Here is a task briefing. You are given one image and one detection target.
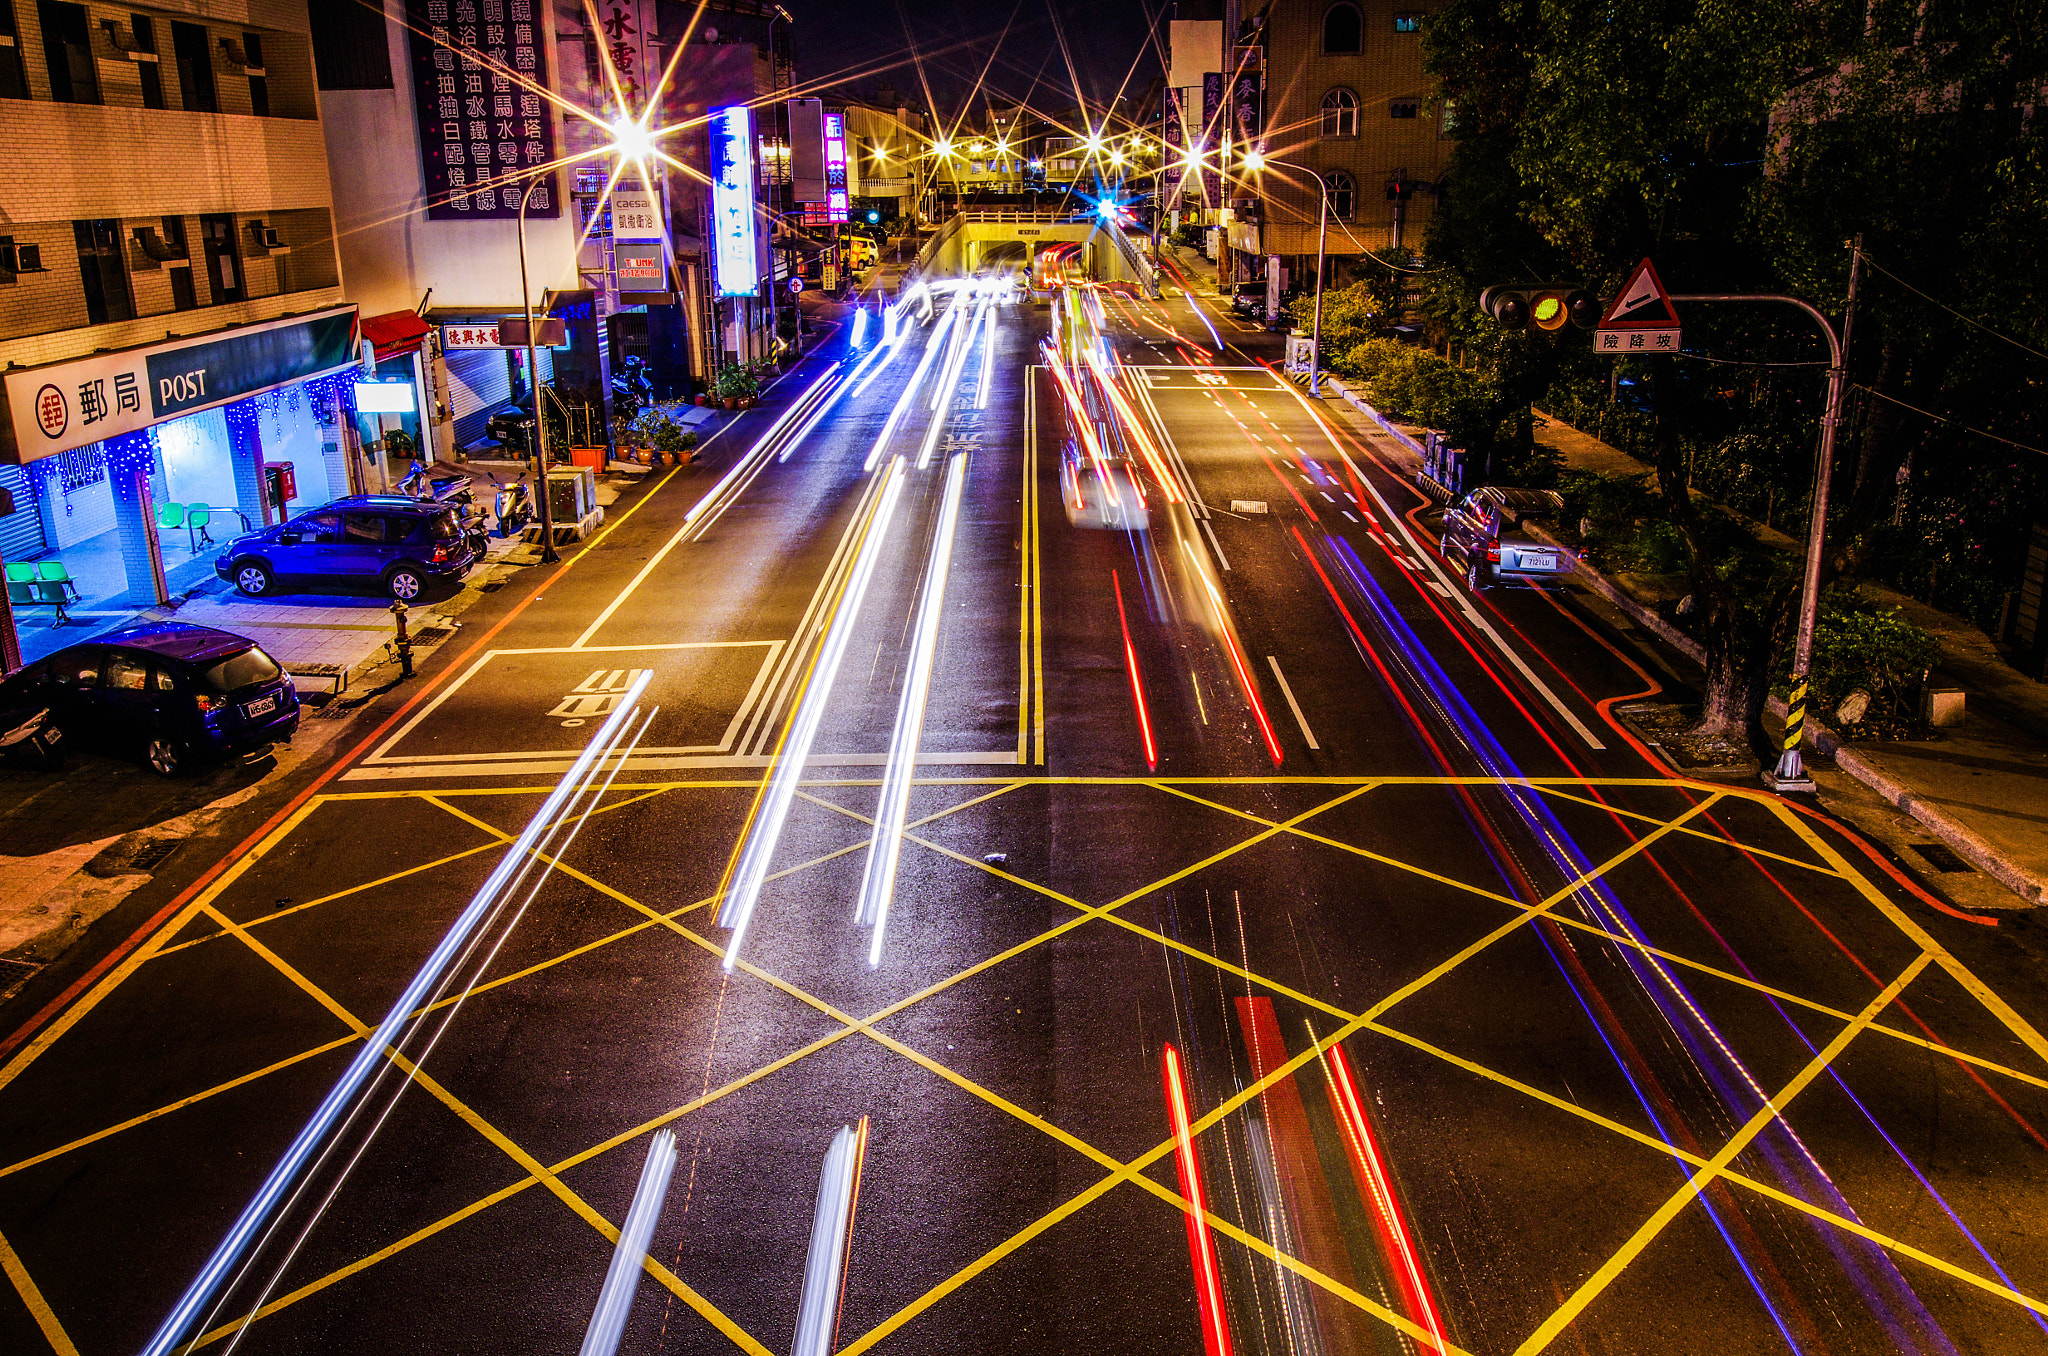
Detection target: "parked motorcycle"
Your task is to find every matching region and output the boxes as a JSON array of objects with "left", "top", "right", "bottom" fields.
[
  {"left": 490, "top": 472, "right": 534, "bottom": 538},
  {"left": 610, "top": 356, "right": 653, "bottom": 424},
  {"left": 0, "top": 706, "right": 64, "bottom": 771},
  {"left": 397, "top": 457, "right": 473, "bottom": 504}
]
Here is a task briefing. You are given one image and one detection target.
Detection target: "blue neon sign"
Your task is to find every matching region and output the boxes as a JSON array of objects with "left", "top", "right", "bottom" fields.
[{"left": 710, "top": 105, "right": 760, "bottom": 297}]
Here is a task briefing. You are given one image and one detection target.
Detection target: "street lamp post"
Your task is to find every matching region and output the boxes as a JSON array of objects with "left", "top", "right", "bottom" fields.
[
  {"left": 1243, "top": 152, "right": 1330, "bottom": 396},
  {"left": 516, "top": 173, "right": 559, "bottom": 564}
]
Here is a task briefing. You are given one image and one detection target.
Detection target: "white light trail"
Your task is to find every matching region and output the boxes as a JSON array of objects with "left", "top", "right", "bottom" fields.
[
  {"left": 865, "top": 307, "right": 958, "bottom": 472},
  {"left": 974, "top": 292, "right": 1001, "bottom": 410},
  {"left": 790, "top": 1119, "right": 868, "bottom": 1356},
  {"left": 684, "top": 363, "right": 842, "bottom": 526},
  {"left": 916, "top": 292, "right": 989, "bottom": 469},
  {"left": 577, "top": 1129, "right": 679, "bottom": 1356},
  {"left": 143, "top": 672, "right": 654, "bottom": 1356},
  {"left": 720, "top": 459, "right": 908, "bottom": 969},
  {"left": 857, "top": 448, "right": 969, "bottom": 965}
]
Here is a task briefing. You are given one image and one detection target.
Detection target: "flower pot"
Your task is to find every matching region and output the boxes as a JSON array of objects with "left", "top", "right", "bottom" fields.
[
  {"left": 694, "top": 394, "right": 708, "bottom": 406},
  {"left": 723, "top": 397, "right": 738, "bottom": 410}
]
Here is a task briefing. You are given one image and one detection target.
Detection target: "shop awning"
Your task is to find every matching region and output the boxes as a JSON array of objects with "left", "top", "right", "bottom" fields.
[{"left": 361, "top": 310, "right": 433, "bottom": 360}]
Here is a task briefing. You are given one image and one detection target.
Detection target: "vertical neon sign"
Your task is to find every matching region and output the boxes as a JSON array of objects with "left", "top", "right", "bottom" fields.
[
  {"left": 824, "top": 112, "right": 849, "bottom": 223},
  {"left": 711, "top": 105, "right": 760, "bottom": 297}
]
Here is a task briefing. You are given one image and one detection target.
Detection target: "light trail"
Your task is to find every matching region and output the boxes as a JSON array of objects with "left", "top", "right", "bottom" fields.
[
  {"left": 917, "top": 291, "right": 990, "bottom": 468},
  {"left": 790, "top": 1118, "right": 869, "bottom": 1356},
  {"left": 683, "top": 364, "right": 843, "bottom": 528},
  {"left": 857, "top": 449, "right": 970, "bottom": 965},
  {"left": 144, "top": 672, "right": 655, "bottom": 1356},
  {"left": 866, "top": 306, "right": 958, "bottom": 471},
  {"left": 719, "top": 459, "right": 908, "bottom": 970},
  {"left": 1319, "top": 1042, "right": 1450, "bottom": 1355},
  {"left": 974, "top": 289, "right": 1001, "bottom": 410},
  {"left": 1112, "top": 568, "right": 1158, "bottom": 770},
  {"left": 1080, "top": 343, "right": 1185, "bottom": 504},
  {"left": 1163, "top": 1043, "right": 1234, "bottom": 1356},
  {"left": 577, "top": 1129, "right": 679, "bottom": 1356},
  {"left": 1178, "top": 537, "right": 1285, "bottom": 765}
]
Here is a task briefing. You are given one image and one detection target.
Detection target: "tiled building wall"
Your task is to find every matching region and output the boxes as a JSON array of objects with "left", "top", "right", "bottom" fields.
[{"left": 1255, "top": 0, "right": 1451, "bottom": 258}]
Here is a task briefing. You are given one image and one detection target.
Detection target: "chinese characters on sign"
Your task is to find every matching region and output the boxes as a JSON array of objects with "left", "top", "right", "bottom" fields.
[
  {"left": 823, "top": 112, "right": 849, "bottom": 223},
  {"left": 407, "top": 0, "right": 558, "bottom": 221},
  {"left": 1595, "top": 330, "right": 1680, "bottom": 353},
  {"left": 442, "top": 324, "right": 505, "bottom": 348},
  {"left": 609, "top": 187, "right": 663, "bottom": 242},
  {"left": 710, "top": 105, "right": 759, "bottom": 297},
  {"left": 593, "top": 2, "right": 654, "bottom": 117}
]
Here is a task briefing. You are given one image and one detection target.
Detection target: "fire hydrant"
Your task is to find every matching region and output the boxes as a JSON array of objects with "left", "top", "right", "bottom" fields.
[{"left": 390, "top": 599, "right": 414, "bottom": 679}]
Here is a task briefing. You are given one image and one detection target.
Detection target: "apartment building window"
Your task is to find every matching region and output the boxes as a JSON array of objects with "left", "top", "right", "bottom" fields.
[
  {"left": 0, "top": 2, "right": 28, "bottom": 99},
  {"left": 162, "top": 216, "right": 196, "bottom": 310},
  {"left": 1394, "top": 12, "right": 1422, "bottom": 32},
  {"left": 1325, "top": 171, "right": 1355, "bottom": 220},
  {"left": 172, "top": 20, "right": 215, "bottom": 112},
  {"left": 38, "top": 1, "right": 100, "bottom": 103},
  {"left": 73, "top": 219, "right": 133, "bottom": 324},
  {"left": 1321, "top": 88, "right": 1359, "bottom": 138},
  {"left": 199, "top": 214, "right": 242, "bottom": 303},
  {"left": 241, "top": 32, "right": 266, "bottom": 115},
  {"left": 1391, "top": 101, "right": 1419, "bottom": 119},
  {"left": 1323, "top": 3, "right": 1362, "bottom": 53},
  {"left": 310, "top": 0, "right": 393, "bottom": 89},
  {"left": 130, "top": 15, "right": 164, "bottom": 108}
]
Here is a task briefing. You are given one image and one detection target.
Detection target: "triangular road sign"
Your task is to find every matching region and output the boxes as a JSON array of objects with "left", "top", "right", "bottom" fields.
[{"left": 1600, "top": 258, "right": 1681, "bottom": 329}]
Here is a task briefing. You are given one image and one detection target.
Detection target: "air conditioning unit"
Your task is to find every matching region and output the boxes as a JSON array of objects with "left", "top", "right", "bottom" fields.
[
  {"left": 133, "top": 226, "right": 188, "bottom": 262},
  {"left": 248, "top": 221, "right": 284, "bottom": 251}
]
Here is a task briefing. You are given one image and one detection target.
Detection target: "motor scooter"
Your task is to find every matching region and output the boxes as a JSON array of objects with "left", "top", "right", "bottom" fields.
[
  {"left": 0, "top": 706, "right": 64, "bottom": 771},
  {"left": 490, "top": 472, "right": 535, "bottom": 538}
]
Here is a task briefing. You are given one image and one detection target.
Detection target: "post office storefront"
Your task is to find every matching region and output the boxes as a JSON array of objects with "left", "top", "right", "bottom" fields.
[{"left": 0, "top": 307, "right": 362, "bottom": 638}]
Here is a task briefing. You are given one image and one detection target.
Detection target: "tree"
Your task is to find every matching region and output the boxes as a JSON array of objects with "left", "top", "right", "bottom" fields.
[{"left": 1421, "top": 0, "right": 2048, "bottom": 746}]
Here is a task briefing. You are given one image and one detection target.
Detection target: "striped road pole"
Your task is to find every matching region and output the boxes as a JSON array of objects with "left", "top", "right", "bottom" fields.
[{"left": 1771, "top": 673, "right": 1814, "bottom": 789}]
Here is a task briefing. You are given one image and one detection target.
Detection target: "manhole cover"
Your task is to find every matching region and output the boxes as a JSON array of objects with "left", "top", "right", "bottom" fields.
[
  {"left": 1910, "top": 842, "right": 1974, "bottom": 874},
  {"left": 129, "top": 840, "right": 180, "bottom": 872}
]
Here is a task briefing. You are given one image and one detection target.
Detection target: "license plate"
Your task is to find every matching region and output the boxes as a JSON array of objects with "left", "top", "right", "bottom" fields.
[
  {"left": 44, "top": 726, "right": 60, "bottom": 743},
  {"left": 1518, "top": 552, "right": 1557, "bottom": 571},
  {"left": 245, "top": 695, "right": 277, "bottom": 718}
]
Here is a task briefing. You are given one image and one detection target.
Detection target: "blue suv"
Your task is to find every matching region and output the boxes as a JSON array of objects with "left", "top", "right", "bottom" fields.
[
  {"left": 0, "top": 622, "right": 299, "bottom": 776},
  {"left": 214, "top": 496, "right": 476, "bottom": 600}
]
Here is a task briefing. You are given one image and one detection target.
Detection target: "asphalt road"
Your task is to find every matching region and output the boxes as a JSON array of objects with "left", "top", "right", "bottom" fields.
[{"left": 4, "top": 266, "right": 2048, "bottom": 1356}]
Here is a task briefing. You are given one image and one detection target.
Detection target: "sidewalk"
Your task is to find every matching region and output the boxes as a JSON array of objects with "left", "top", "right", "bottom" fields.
[{"left": 1310, "top": 379, "right": 2048, "bottom": 909}]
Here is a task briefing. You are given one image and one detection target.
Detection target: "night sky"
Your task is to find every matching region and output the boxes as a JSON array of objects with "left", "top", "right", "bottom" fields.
[{"left": 782, "top": 0, "right": 1167, "bottom": 123}]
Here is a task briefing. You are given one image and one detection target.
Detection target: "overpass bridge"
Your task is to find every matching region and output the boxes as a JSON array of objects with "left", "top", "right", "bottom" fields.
[{"left": 907, "top": 210, "right": 1163, "bottom": 299}]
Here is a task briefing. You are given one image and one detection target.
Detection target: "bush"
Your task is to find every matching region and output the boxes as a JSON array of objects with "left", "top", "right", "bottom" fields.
[{"left": 1780, "top": 588, "right": 1941, "bottom": 738}]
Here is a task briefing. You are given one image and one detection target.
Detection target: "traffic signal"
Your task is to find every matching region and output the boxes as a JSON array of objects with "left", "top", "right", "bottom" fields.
[
  {"left": 865, "top": 210, "right": 881, "bottom": 224},
  {"left": 1479, "top": 286, "right": 1599, "bottom": 334}
]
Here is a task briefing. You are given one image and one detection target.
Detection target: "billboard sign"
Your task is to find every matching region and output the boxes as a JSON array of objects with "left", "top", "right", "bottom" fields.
[
  {"left": 824, "top": 111, "right": 849, "bottom": 222},
  {"left": 610, "top": 186, "right": 663, "bottom": 242},
  {"left": 405, "top": 0, "right": 558, "bottom": 220},
  {"left": 710, "top": 105, "right": 760, "bottom": 297}
]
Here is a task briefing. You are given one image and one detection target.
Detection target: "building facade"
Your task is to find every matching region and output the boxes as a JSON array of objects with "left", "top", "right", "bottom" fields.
[
  {"left": 0, "top": 0, "right": 358, "bottom": 662},
  {"left": 1170, "top": 0, "right": 1451, "bottom": 287}
]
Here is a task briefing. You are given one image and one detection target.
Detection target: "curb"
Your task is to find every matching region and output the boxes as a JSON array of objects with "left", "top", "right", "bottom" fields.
[{"left": 1526, "top": 522, "right": 2047, "bottom": 905}]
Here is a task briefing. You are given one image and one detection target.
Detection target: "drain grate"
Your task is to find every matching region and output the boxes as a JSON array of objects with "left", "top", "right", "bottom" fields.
[
  {"left": 1910, "top": 842, "right": 1974, "bottom": 874},
  {"left": 408, "top": 626, "right": 453, "bottom": 647},
  {"left": 129, "top": 840, "right": 181, "bottom": 872},
  {"left": 0, "top": 957, "right": 41, "bottom": 1002}
]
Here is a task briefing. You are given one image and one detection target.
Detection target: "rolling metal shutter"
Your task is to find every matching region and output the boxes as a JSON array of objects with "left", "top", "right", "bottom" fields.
[
  {"left": 445, "top": 347, "right": 513, "bottom": 449},
  {"left": 0, "top": 465, "right": 46, "bottom": 561}
]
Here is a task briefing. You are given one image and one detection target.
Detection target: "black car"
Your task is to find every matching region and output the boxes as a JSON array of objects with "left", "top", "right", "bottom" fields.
[
  {"left": 213, "top": 495, "right": 477, "bottom": 600},
  {"left": 1228, "top": 281, "right": 1269, "bottom": 320},
  {"left": 484, "top": 403, "right": 534, "bottom": 450},
  {"left": 0, "top": 622, "right": 300, "bottom": 776}
]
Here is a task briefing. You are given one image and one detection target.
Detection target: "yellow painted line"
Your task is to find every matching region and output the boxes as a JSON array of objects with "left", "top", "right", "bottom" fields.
[
  {"left": 0, "top": 1035, "right": 358, "bottom": 1181},
  {"left": 1529, "top": 783, "right": 1843, "bottom": 877},
  {"left": 0, "top": 1225, "right": 80, "bottom": 1356},
  {"left": 1768, "top": 798, "right": 2048, "bottom": 1072},
  {"left": 0, "top": 793, "right": 330, "bottom": 1097},
  {"left": 1513, "top": 953, "right": 1931, "bottom": 1356}
]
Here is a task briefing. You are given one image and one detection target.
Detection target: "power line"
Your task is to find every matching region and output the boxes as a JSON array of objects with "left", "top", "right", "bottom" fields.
[
  {"left": 1862, "top": 252, "right": 2048, "bottom": 364},
  {"left": 1855, "top": 383, "right": 2048, "bottom": 459},
  {"left": 1678, "top": 351, "right": 1828, "bottom": 368}
]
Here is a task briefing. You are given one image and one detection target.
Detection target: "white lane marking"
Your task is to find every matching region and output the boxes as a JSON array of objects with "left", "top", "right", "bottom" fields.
[
  {"left": 1266, "top": 656, "right": 1320, "bottom": 751},
  {"left": 1320, "top": 492, "right": 1336, "bottom": 503},
  {"left": 1428, "top": 581, "right": 1453, "bottom": 597},
  {"left": 1274, "top": 387, "right": 1609, "bottom": 751},
  {"left": 1199, "top": 517, "right": 1232, "bottom": 571},
  {"left": 1342, "top": 510, "right": 1359, "bottom": 522}
]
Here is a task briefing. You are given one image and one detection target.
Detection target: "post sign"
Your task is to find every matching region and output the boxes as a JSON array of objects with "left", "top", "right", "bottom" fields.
[
  {"left": 710, "top": 105, "right": 760, "bottom": 297},
  {"left": 1595, "top": 258, "right": 1682, "bottom": 355},
  {"left": 614, "top": 243, "right": 666, "bottom": 290},
  {"left": 2, "top": 307, "right": 360, "bottom": 462},
  {"left": 405, "top": 0, "right": 558, "bottom": 220},
  {"left": 822, "top": 264, "right": 838, "bottom": 292},
  {"left": 442, "top": 323, "right": 506, "bottom": 349}
]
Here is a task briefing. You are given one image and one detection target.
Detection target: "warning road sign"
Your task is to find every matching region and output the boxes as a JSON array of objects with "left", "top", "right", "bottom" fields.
[{"left": 1596, "top": 257, "right": 1681, "bottom": 355}]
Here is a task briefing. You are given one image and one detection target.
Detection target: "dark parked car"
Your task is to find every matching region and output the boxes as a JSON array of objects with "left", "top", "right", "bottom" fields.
[
  {"left": 0, "top": 622, "right": 299, "bottom": 776},
  {"left": 484, "top": 402, "right": 534, "bottom": 450},
  {"left": 214, "top": 495, "right": 477, "bottom": 600},
  {"left": 1228, "top": 281, "right": 1268, "bottom": 320},
  {"left": 1440, "top": 487, "right": 1574, "bottom": 591}
]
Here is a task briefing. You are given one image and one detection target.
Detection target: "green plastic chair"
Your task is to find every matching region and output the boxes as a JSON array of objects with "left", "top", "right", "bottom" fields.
[
  {"left": 157, "top": 503, "right": 186, "bottom": 529},
  {"left": 3, "top": 562, "right": 30, "bottom": 584},
  {"left": 186, "top": 503, "right": 215, "bottom": 546},
  {"left": 36, "top": 561, "right": 72, "bottom": 583}
]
